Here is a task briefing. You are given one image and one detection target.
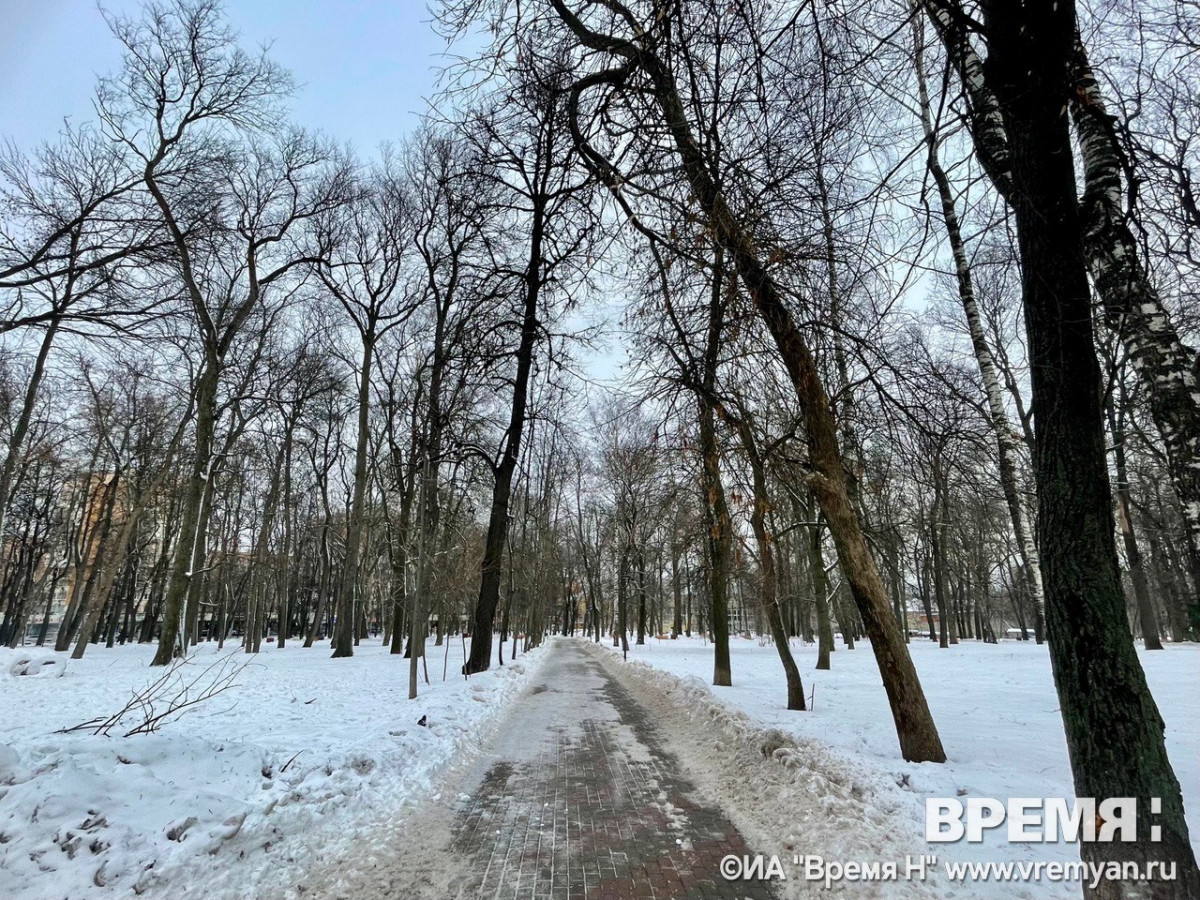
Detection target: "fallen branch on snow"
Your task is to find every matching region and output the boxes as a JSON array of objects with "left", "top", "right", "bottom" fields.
[{"left": 59, "top": 653, "right": 251, "bottom": 737}]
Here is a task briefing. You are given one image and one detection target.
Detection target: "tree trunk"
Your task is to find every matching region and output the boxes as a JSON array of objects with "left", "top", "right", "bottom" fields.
[
  {"left": 931, "top": 459, "right": 956, "bottom": 648},
  {"left": 57, "top": 472, "right": 117, "bottom": 652},
  {"left": 1148, "top": 528, "right": 1192, "bottom": 642},
  {"left": 410, "top": 304, "right": 449, "bottom": 693},
  {"left": 617, "top": 547, "right": 630, "bottom": 657},
  {"left": 985, "top": 3, "right": 1198, "bottom": 890},
  {"left": 809, "top": 513, "right": 834, "bottom": 671},
  {"left": 1070, "top": 39, "right": 1200, "bottom": 572},
  {"left": 465, "top": 201, "right": 544, "bottom": 675},
  {"left": 0, "top": 317, "right": 59, "bottom": 552},
  {"left": 671, "top": 539, "right": 682, "bottom": 638},
  {"left": 635, "top": 546, "right": 647, "bottom": 645},
  {"left": 72, "top": 479, "right": 146, "bottom": 659},
  {"left": 555, "top": 19, "right": 945, "bottom": 759},
  {"left": 277, "top": 423, "right": 295, "bottom": 648},
  {"left": 248, "top": 426, "right": 291, "bottom": 654},
  {"left": 913, "top": 23, "right": 1046, "bottom": 642},
  {"left": 387, "top": 421, "right": 417, "bottom": 655},
  {"left": 153, "top": 361, "right": 218, "bottom": 666},
  {"left": 333, "top": 335, "right": 375, "bottom": 658},
  {"left": 734, "top": 414, "right": 805, "bottom": 709},
  {"left": 925, "top": 0, "right": 1200, "bottom": 591},
  {"left": 1107, "top": 388, "right": 1163, "bottom": 650},
  {"left": 697, "top": 250, "right": 732, "bottom": 686}
]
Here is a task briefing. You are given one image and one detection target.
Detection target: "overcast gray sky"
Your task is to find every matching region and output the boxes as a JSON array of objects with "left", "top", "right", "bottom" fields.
[{"left": 0, "top": 0, "right": 447, "bottom": 153}]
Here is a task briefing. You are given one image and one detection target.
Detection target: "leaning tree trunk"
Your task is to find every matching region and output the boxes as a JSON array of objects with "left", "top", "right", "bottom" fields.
[
  {"left": 924, "top": 0, "right": 1200, "bottom": 586},
  {"left": 986, "top": 2, "right": 1198, "bottom": 892},
  {"left": 561, "top": 33, "right": 945, "bottom": 759},
  {"left": 1071, "top": 38, "right": 1200, "bottom": 572},
  {"left": 61, "top": 474, "right": 120, "bottom": 654},
  {"left": 816, "top": 165, "right": 863, "bottom": 507},
  {"left": 72, "top": 482, "right": 152, "bottom": 660},
  {"left": 0, "top": 317, "right": 59, "bottom": 554}
]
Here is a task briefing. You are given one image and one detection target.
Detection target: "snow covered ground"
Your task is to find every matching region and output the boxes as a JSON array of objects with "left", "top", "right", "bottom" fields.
[
  {"left": 591, "top": 634, "right": 1200, "bottom": 897},
  {"left": 3, "top": 632, "right": 1193, "bottom": 900},
  {"left": 0, "top": 636, "right": 547, "bottom": 900}
]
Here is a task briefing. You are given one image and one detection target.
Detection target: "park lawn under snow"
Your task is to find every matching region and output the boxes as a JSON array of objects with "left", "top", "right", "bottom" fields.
[
  {"left": 598, "top": 634, "right": 1200, "bottom": 894},
  {"left": 0, "top": 636, "right": 546, "bottom": 900}
]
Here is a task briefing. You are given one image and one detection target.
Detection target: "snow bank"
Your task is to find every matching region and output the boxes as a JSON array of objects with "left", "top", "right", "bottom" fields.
[
  {"left": 7, "top": 652, "right": 63, "bottom": 678},
  {"left": 588, "top": 635, "right": 1200, "bottom": 898},
  {"left": 0, "top": 637, "right": 546, "bottom": 900},
  {"left": 583, "top": 641, "right": 929, "bottom": 898}
]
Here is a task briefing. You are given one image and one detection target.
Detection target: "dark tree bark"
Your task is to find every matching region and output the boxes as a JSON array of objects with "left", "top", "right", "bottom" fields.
[
  {"left": 465, "top": 198, "right": 544, "bottom": 674},
  {"left": 924, "top": 0, "right": 1200, "bottom": 583},
  {"left": 635, "top": 547, "right": 647, "bottom": 645},
  {"left": 670, "top": 538, "right": 683, "bottom": 639},
  {"left": 694, "top": 256, "right": 734, "bottom": 687},
  {"left": 979, "top": 0, "right": 1198, "bottom": 891}
]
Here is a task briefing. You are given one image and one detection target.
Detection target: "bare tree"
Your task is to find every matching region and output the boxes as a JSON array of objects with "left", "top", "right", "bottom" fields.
[
  {"left": 921, "top": 0, "right": 1198, "bottom": 888},
  {"left": 313, "top": 164, "right": 418, "bottom": 658},
  {"left": 535, "top": 0, "right": 945, "bottom": 762},
  {"left": 911, "top": 15, "right": 1045, "bottom": 642},
  {"left": 463, "top": 38, "right": 597, "bottom": 674},
  {"left": 922, "top": 0, "right": 1200, "bottom": 592},
  {"left": 95, "top": 1, "right": 349, "bottom": 665}
]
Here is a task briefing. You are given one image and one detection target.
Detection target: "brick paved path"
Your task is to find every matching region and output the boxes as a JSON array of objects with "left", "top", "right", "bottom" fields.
[{"left": 450, "top": 641, "right": 775, "bottom": 900}]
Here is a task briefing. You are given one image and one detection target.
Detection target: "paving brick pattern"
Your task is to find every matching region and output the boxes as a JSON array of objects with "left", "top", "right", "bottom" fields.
[{"left": 451, "top": 643, "right": 775, "bottom": 900}]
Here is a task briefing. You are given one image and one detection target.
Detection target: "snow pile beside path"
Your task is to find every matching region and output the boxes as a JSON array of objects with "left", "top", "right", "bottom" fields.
[
  {"left": 582, "top": 641, "right": 935, "bottom": 899},
  {"left": 591, "top": 635, "right": 1200, "bottom": 898},
  {"left": 0, "top": 638, "right": 546, "bottom": 900}
]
